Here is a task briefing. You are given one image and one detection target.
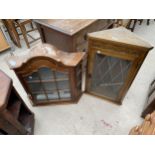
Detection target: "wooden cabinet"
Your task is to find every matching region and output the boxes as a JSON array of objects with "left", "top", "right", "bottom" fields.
[
  {"left": 129, "top": 111, "right": 155, "bottom": 135},
  {"left": 8, "top": 44, "right": 85, "bottom": 106},
  {"left": 86, "top": 27, "right": 153, "bottom": 104},
  {"left": 142, "top": 80, "right": 155, "bottom": 118},
  {"left": 34, "top": 19, "right": 114, "bottom": 53},
  {"left": 0, "top": 29, "right": 10, "bottom": 52},
  {"left": 0, "top": 70, "right": 34, "bottom": 135}
]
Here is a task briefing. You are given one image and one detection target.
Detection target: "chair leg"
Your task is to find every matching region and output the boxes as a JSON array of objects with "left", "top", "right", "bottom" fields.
[
  {"left": 30, "top": 22, "right": 34, "bottom": 29},
  {"left": 139, "top": 19, "right": 143, "bottom": 25},
  {"left": 20, "top": 25, "right": 30, "bottom": 48},
  {"left": 147, "top": 19, "right": 150, "bottom": 25},
  {"left": 131, "top": 19, "right": 137, "bottom": 32}
]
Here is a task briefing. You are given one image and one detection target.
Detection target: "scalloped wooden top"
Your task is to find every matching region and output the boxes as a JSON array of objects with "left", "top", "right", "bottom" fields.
[
  {"left": 0, "top": 70, "right": 12, "bottom": 110},
  {"left": 7, "top": 44, "right": 85, "bottom": 69},
  {"left": 88, "top": 27, "right": 153, "bottom": 49}
]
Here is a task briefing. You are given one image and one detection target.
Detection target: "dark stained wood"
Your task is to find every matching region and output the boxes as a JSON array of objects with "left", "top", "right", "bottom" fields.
[
  {"left": 86, "top": 27, "right": 153, "bottom": 104},
  {"left": 0, "top": 70, "right": 12, "bottom": 111},
  {"left": 0, "top": 70, "right": 34, "bottom": 135},
  {"left": 34, "top": 19, "right": 114, "bottom": 53},
  {"left": 142, "top": 80, "right": 155, "bottom": 118},
  {"left": 8, "top": 44, "right": 85, "bottom": 106}
]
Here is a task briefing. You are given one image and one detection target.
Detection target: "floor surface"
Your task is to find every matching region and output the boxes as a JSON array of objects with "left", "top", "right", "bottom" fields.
[{"left": 0, "top": 20, "right": 155, "bottom": 134}]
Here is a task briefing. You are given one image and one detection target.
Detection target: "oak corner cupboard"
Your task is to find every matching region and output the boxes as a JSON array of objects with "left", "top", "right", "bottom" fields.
[
  {"left": 86, "top": 27, "right": 153, "bottom": 104},
  {"left": 0, "top": 70, "right": 34, "bottom": 135},
  {"left": 7, "top": 44, "right": 85, "bottom": 106}
]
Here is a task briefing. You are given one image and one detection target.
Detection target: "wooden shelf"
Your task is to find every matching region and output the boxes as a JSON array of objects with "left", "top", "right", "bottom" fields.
[
  {"left": 19, "top": 113, "right": 34, "bottom": 134},
  {"left": 7, "top": 100, "right": 21, "bottom": 119},
  {"left": 18, "top": 108, "right": 34, "bottom": 134},
  {"left": 27, "top": 78, "right": 69, "bottom": 84},
  {"left": 31, "top": 88, "right": 70, "bottom": 94}
]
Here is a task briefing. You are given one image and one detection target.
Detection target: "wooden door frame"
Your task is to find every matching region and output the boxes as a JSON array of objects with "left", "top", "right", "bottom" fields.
[{"left": 86, "top": 40, "right": 148, "bottom": 104}]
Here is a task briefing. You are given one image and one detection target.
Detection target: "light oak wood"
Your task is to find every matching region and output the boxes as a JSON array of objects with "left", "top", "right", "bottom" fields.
[
  {"left": 88, "top": 27, "right": 153, "bottom": 49},
  {"left": 86, "top": 27, "right": 153, "bottom": 104},
  {"left": 0, "top": 30, "right": 10, "bottom": 52},
  {"left": 129, "top": 111, "right": 155, "bottom": 135}
]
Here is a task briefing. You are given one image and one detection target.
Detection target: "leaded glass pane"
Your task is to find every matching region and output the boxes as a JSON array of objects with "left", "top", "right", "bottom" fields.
[{"left": 90, "top": 52, "right": 132, "bottom": 100}]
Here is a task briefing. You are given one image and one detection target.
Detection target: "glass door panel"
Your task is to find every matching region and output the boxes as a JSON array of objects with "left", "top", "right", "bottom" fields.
[
  {"left": 24, "top": 72, "right": 39, "bottom": 82},
  {"left": 47, "top": 92, "right": 59, "bottom": 100},
  {"left": 24, "top": 67, "right": 72, "bottom": 103},
  {"left": 90, "top": 52, "right": 132, "bottom": 100},
  {"left": 57, "top": 80, "right": 70, "bottom": 90},
  {"left": 42, "top": 82, "right": 57, "bottom": 91},
  {"left": 34, "top": 94, "right": 47, "bottom": 101},
  {"left": 28, "top": 82, "right": 44, "bottom": 93},
  {"left": 55, "top": 71, "right": 69, "bottom": 79},
  {"left": 59, "top": 90, "right": 71, "bottom": 99},
  {"left": 39, "top": 67, "right": 54, "bottom": 80}
]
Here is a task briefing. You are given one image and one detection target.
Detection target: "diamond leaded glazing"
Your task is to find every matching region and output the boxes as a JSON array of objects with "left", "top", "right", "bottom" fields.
[{"left": 90, "top": 51, "right": 132, "bottom": 100}]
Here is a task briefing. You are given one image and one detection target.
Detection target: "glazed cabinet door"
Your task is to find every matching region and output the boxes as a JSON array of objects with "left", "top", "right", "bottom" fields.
[
  {"left": 86, "top": 50, "right": 138, "bottom": 103},
  {"left": 24, "top": 67, "right": 72, "bottom": 105}
]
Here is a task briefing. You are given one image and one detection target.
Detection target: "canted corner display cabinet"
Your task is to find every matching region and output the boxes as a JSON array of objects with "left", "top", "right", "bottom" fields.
[
  {"left": 86, "top": 27, "right": 153, "bottom": 104},
  {"left": 8, "top": 44, "right": 85, "bottom": 106}
]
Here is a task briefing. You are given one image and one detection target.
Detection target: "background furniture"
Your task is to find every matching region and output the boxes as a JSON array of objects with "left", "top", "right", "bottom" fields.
[
  {"left": 142, "top": 79, "right": 155, "bottom": 118},
  {"left": 0, "top": 20, "right": 15, "bottom": 53},
  {"left": 86, "top": 27, "right": 153, "bottom": 104},
  {"left": 0, "top": 70, "right": 34, "bottom": 134},
  {"left": 0, "top": 20, "right": 10, "bottom": 52},
  {"left": 34, "top": 19, "right": 114, "bottom": 53},
  {"left": 14, "top": 19, "right": 40, "bottom": 48},
  {"left": 113, "top": 19, "right": 143, "bottom": 32},
  {"left": 129, "top": 111, "right": 155, "bottom": 135},
  {"left": 7, "top": 44, "right": 85, "bottom": 106},
  {"left": 0, "top": 28, "right": 10, "bottom": 52},
  {"left": 2, "top": 19, "right": 21, "bottom": 48},
  {"left": 3, "top": 19, "right": 40, "bottom": 48}
]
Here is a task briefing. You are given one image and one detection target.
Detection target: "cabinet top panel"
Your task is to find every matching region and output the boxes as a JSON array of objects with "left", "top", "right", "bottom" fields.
[
  {"left": 0, "top": 70, "right": 12, "bottom": 110},
  {"left": 34, "top": 19, "right": 98, "bottom": 35},
  {"left": 88, "top": 27, "right": 153, "bottom": 49},
  {"left": 7, "top": 44, "right": 85, "bottom": 69}
]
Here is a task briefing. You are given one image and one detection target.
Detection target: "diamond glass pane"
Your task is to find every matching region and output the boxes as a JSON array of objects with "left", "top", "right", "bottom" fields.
[{"left": 90, "top": 52, "right": 132, "bottom": 100}]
